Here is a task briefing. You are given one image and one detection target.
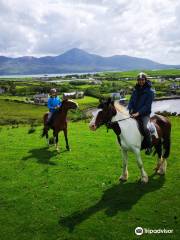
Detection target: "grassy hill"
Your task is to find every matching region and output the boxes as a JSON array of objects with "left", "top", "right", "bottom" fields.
[
  {"left": 0, "top": 97, "right": 99, "bottom": 125},
  {"left": 0, "top": 117, "right": 179, "bottom": 240}
]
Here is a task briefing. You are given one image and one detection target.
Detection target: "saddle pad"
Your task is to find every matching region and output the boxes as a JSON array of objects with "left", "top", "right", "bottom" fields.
[{"left": 147, "top": 121, "right": 158, "bottom": 138}]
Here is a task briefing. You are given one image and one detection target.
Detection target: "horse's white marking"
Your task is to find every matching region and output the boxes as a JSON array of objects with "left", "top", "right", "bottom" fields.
[
  {"left": 119, "top": 149, "right": 128, "bottom": 181},
  {"left": 147, "top": 121, "right": 158, "bottom": 138},
  {"left": 89, "top": 109, "right": 102, "bottom": 130},
  {"left": 92, "top": 109, "right": 102, "bottom": 117},
  {"left": 113, "top": 107, "right": 149, "bottom": 182},
  {"left": 157, "top": 157, "right": 167, "bottom": 175},
  {"left": 90, "top": 102, "right": 149, "bottom": 183}
]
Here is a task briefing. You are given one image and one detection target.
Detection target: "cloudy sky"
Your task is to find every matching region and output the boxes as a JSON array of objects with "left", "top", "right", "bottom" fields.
[{"left": 0, "top": 0, "right": 180, "bottom": 64}]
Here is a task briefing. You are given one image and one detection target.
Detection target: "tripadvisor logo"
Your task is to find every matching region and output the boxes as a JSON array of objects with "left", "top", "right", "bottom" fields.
[
  {"left": 135, "top": 226, "right": 174, "bottom": 235},
  {"left": 135, "top": 227, "right": 143, "bottom": 235}
]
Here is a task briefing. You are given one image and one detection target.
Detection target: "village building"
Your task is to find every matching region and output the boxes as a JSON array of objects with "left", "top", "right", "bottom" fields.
[
  {"left": 63, "top": 91, "right": 84, "bottom": 99},
  {"left": 34, "top": 93, "right": 49, "bottom": 104}
]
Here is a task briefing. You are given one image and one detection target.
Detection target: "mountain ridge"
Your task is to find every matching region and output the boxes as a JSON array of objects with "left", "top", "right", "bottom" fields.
[{"left": 0, "top": 48, "right": 179, "bottom": 75}]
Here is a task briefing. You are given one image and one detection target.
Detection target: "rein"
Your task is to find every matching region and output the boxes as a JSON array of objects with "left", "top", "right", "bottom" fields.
[
  {"left": 113, "top": 116, "right": 131, "bottom": 123},
  {"left": 106, "top": 116, "right": 131, "bottom": 132}
]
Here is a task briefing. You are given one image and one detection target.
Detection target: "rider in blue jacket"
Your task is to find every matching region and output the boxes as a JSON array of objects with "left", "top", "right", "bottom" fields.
[
  {"left": 128, "top": 72, "right": 154, "bottom": 155},
  {"left": 47, "top": 88, "right": 62, "bottom": 125}
]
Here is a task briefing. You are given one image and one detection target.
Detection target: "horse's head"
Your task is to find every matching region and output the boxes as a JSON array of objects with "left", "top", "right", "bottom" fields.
[
  {"left": 62, "top": 99, "right": 78, "bottom": 110},
  {"left": 89, "top": 98, "right": 117, "bottom": 131}
]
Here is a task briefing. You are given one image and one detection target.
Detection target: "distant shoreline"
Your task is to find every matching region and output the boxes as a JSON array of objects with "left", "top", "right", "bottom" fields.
[{"left": 154, "top": 96, "right": 180, "bottom": 101}]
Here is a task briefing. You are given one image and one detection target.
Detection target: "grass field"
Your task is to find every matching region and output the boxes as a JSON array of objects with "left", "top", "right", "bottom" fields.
[
  {"left": 0, "top": 117, "right": 179, "bottom": 240},
  {"left": 0, "top": 97, "right": 99, "bottom": 125},
  {"left": 0, "top": 99, "right": 46, "bottom": 124},
  {"left": 76, "top": 96, "right": 99, "bottom": 110},
  {"left": 100, "top": 69, "right": 180, "bottom": 78}
]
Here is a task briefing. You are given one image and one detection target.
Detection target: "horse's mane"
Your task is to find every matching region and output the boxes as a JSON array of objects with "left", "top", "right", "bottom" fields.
[
  {"left": 114, "top": 101, "right": 129, "bottom": 116},
  {"left": 62, "top": 99, "right": 77, "bottom": 104},
  {"left": 62, "top": 99, "right": 78, "bottom": 109}
]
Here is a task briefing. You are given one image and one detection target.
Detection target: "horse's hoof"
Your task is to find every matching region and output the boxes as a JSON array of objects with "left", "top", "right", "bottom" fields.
[
  {"left": 157, "top": 169, "right": 165, "bottom": 175},
  {"left": 141, "top": 176, "right": 148, "bottom": 184},
  {"left": 119, "top": 176, "right": 128, "bottom": 182},
  {"left": 66, "top": 147, "right": 71, "bottom": 151}
]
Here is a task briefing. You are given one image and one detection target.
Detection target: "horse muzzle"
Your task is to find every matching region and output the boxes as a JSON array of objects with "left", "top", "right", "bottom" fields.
[{"left": 89, "top": 123, "right": 97, "bottom": 131}]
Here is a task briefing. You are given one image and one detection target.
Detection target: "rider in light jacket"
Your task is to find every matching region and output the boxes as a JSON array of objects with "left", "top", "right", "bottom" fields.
[{"left": 128, "top": 72, "right": 154, "bottom": 155}]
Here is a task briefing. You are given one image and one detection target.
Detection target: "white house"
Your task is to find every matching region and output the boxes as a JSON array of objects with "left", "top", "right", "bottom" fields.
[
  {"left": 0, "top": 87, "right": 5, "bottom": 94},
  {"left": 34, "top": 93, "right": 49, "bottom": 104},
  {"left": 63, "top": 91, "right": 84, "bottom": 99}
]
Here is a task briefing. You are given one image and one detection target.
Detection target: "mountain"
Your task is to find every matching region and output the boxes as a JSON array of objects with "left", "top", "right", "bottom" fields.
[{"left": 0, "top": 48, "right": 179, "bottom": 75}]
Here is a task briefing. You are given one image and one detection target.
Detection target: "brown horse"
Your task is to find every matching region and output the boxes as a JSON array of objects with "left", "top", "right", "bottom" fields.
[
  {"left": 89, "top": 98, "right": 171, "bottom": 183},
  {"left": 42, "top": 99, "right": 78, "bottom": 152}
]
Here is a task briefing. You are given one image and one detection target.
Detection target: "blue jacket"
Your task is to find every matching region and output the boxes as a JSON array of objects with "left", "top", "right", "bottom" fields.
[
  {"left": 47, "top": 96, "right": 62, "bottom": 113},
  {"left": 128, "top": 81, "right": 154, "bottom": 116}
]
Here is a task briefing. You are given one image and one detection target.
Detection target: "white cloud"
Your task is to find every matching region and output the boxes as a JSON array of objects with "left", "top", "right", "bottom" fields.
[{"left": 0, "top": 0, "right": 179, "bottom": 64}]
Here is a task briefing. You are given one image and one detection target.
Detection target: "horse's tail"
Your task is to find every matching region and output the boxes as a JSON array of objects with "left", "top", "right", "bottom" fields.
[
  {"left": 154, "top": 115, "right": 171, "bottom": 158},
  {"left": 163, "top": 135, "right": 171, "bottom": 158}
]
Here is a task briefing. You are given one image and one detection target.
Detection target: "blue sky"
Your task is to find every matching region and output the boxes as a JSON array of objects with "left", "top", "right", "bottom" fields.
[{"left": 0, "top": 0, "right": 180, "bottom": 64}]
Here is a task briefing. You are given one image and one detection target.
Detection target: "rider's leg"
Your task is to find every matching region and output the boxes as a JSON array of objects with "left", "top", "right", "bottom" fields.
[
  {"left": 47, "top": 112, "right": 53, "bottom": 125},
  {"left": 142, "top": 115, "right": 152, "bottom": 155}
]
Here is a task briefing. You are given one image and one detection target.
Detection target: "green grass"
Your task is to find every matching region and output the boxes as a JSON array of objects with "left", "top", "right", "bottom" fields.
[
  {"left": 100, "top": 69, "right": 180, "bottom": 78},
  {"left": 0, "top": 117, "right": 179, "bottom": 240},
  {"left": 0, "top": 99, "right": 46, "bottom": 124},
  {"left": 0, "top": 97, "right": 99, "bottom": 124},
  {"left": 0, "top": 95, "right": 28, "bottom": 101},
  {"left": 76, "top": 96, "right": 99, "bottom": 110}
]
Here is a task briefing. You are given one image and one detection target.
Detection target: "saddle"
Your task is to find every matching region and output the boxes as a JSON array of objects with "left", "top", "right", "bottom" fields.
[
  {"left": 136, "top": 119, "right": 158, "bottom": 138},
  {"left": 147, "top": 121, "right": 158, "bottom": 138},
  {"left": 136, "top": 118, "right": 158, "bottom": 150}
]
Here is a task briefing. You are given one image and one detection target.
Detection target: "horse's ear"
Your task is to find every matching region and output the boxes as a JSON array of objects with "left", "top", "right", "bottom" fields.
[
  {"left": 62, "top": 96, "right": 68, "bottom": 101},
  {"left": 107, "top": 97, "right": 112, "bottom": 104},
  {"left": 99, "top": 96, "right": 105, "bottom": 103}
]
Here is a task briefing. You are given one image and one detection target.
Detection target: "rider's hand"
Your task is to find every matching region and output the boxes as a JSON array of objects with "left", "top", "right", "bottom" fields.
[{"left": 131, "top": 112, "right": 140, "bottom": 118}]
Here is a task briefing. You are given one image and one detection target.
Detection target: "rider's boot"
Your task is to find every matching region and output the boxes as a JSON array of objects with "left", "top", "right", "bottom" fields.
[{"left": 145, "top": 132, "right": 153, "bottom": 155}]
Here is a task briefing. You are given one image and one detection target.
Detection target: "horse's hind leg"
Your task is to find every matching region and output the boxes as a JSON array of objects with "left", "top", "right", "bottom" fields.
[
  {"left": 119, "top": 149, "right": 128, "bottom": 182},
  {"left": 154, "top": 139, "right": 163, "bottom": 174},
  {"left": 63, "top": 129, "right": 70, "bottom": 151},
  {"left": 157, "top": 138, "right": 169, "bottom": 175},
  {"left": 158, "top": 133, "right": 171, "bottom": 175}
]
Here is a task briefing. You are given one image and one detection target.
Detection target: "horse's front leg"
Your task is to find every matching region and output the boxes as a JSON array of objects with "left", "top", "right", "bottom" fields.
[
  {"left": 119, "top": 148, "right": 128, "bottom": 182},
  {"left": 63, "top": 128, "right": 70, "bottom": 151},
  {"left": 134, "top": 148, "right": 148, "bottom": 183},
  {"left": 42, "top": 126, "right": 49, "bottom": 147},
  {"left": 53, "top": 131, "right": 60, "bottom": 153}
]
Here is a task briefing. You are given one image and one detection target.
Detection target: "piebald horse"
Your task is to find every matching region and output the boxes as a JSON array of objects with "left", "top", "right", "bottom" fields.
[
  {"left": 42, "top": 99, "right": 78, "bottom": 152},
  {"left": 89, "top": 98, "right": 171, "bottom": 183}
]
